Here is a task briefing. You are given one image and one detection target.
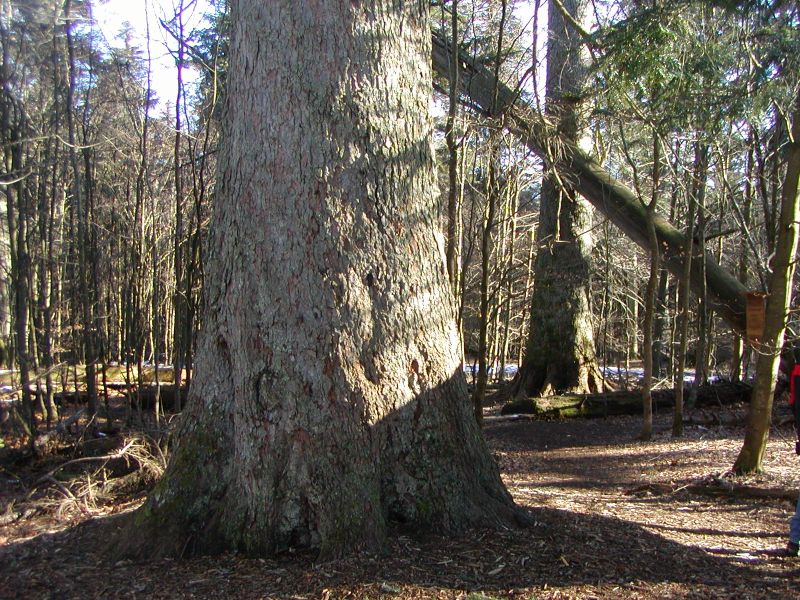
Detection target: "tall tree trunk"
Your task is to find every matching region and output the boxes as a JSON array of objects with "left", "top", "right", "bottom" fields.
[
  {"left": 142, "top": 6, "right": 159, "bottom": 425},
  {"left": 733, "top": 94, "right": 800, "bottom": 473},
  {"left": 120, "top": 0, "right": 521, "bottom": 560},
  {"left": 1, "top": 8, "right": 34, "bottom": 437},
  {"left": 691, "top": 143, "right": 710, "bottom": 397},
  {"left": 498, "top": 180, "right": 519, "bottom": 383},
  {"left": 472, "top": 0, "right": 507, "bottom": 420},
  {"left": 653, "top": 141, "right": 682, "bottom": 379},
  {"left": 732, "top": 138, "right": 756, "bottom": 381},
  {"left": 640, "top": 132, "right": 661, "bottom": 441},
  {"left": 444, "top": 0, "right": 460, "bottom": 293},
  {"left": 172, "top": 1, "right": 187, "bottom": 413},
  {"left": 472, "top": 140, "right": 500, "bottom": 425},
  {"left": 514, "top": 0, "right": 602, "bottom": 398},
  {"left": 673, "top": 141, "right": 703, "bottom": 438},
  {"left": 64, "top": 0, "right": 97, "bottom": 417}
]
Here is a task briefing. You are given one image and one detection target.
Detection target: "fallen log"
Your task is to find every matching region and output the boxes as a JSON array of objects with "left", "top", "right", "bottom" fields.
[
  {"left": 430, "top": 31, "right": 747, "bottom": 333},
  {"left": 33, "top": 408, "right": 86, "bottom": 449},
  {"left": 53, "top": 391, "right": 90, "bottom": 407},
  {"left": 686, "top": 482, "right": 799, "bottom": 503},
  {"left": 132, "top": 385, "right": 188, "bottom": 413},
  {"left": 627, "top": 478, "right": 799, "bottom": 504},
  {"left": 502, "top": 390, "right": 665, "bottom": 418},
  {"left": 500, "top": 382, "right": 753, "bottom": 418}
]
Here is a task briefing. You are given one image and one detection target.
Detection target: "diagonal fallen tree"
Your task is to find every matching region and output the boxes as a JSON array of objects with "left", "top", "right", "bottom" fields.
[{"left": 430, "top": 31, "right": 748, "bottom": 333}]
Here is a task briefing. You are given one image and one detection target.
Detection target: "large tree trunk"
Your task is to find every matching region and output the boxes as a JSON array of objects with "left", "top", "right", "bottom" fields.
[
  {"left": 430, "top": 31, "right": 748, "bottom": 334},
  {"left": 515, "top": 0, "right": 602, "bottom": 398},
  {"left": 120, "top": 0, "right": 521, "bottom": 559},
  {"left": 520, "top": 176, "right": 602, "bottom": 396}
]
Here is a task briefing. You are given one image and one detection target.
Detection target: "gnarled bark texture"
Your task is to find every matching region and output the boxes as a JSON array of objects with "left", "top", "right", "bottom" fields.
[
  {"left": 521, "top": 178, "right": 602, "bottom": 397},
  {"left": 119, "top": 0, "right": 519, "bottom": 559},
  {"left": 516, "top": 0, "right": 602, "bottom": 397}
]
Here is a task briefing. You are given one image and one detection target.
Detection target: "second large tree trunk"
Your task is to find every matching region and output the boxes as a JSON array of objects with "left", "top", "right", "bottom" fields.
[
  {"left": 515, "top": 0, "right": 602, "bottom": 397},
  {"left": 119, "top": 0, "right": 521, "bottom": 560}
]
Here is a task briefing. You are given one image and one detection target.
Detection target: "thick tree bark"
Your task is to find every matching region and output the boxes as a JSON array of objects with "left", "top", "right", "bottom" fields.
[
  {"left": 520, "top": 177, "right": 602, "bottom": 397},
  {"left": 514, "top": 0, "right": 602, "bottom": 398},
  {"left": 120, "top": 0, "right": 521, "bottom": 559},
  {"left": 430, "top": 31, "right": 748, "bottom": 334}
]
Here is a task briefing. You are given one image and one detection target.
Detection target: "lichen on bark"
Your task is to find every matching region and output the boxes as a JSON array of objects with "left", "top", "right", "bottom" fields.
[{"left": 116, "top": 0, "right": 523, "bottom": 560}]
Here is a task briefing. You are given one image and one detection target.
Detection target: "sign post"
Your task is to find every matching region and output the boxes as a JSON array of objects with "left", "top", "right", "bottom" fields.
[{"left": 745, "top": 291, "right": 767, "bottom": 345}]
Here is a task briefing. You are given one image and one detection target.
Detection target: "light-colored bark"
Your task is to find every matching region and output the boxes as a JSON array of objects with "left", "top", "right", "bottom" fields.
[{"left": 121, "top": 0, "right": 520, "bottom": 559}]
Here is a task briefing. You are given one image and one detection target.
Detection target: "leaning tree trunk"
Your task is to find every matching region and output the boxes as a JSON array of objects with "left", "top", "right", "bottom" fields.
[
  {"left": 119, "top": 0, "right": 521, "bottom": 559},
  {"left": 430, "top": 32, "right": 749, "bottom": 334},
  {"left": 733, "top": 92, "right": 800, "bottom": 474},
  {"left": 514, "top": 0, "right": 602, "bottom": 398}
]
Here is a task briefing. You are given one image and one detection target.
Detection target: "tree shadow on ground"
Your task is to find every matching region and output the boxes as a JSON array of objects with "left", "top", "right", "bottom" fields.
[
  {"left": 1, "top": 499, "right": 797, "bottom": 599},
  {"left": 487, "top": 412, "right": 747, "bottom": 453},
  {"left": 498, "top": 446, "right": 735, "bottom": 485}
]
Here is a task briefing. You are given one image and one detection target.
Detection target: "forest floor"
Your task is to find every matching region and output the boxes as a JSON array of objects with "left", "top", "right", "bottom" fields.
[{"left": 1, "top": 398, "right": 799, "bottom": 599}]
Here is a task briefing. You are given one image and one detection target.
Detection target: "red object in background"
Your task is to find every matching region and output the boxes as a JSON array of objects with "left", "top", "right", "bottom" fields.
[{"left": 791, "top": 364, "right": 800, "bottom": 407}]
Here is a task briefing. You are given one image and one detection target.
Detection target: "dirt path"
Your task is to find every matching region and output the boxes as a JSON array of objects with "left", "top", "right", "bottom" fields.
[{"left": 1, "top": 405, "right": 799, "bottom": 599}]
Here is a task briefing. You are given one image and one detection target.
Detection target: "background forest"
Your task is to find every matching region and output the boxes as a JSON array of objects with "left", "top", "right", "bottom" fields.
[{"left": 0, "top": 0, "right": 798, "bottom": 445}]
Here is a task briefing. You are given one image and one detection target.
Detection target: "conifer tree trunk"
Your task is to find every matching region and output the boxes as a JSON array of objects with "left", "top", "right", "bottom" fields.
[
  {"left": 473, "top": 141, "right": 500, "bottom": 424},
  {"left": 64, "top": 0, "right": 98, "bottom": 417},
  {"left": 514, "top": 0, "right": 602, "bottom": 398},
  {"left": 1, "top": 8, "right": 35, "bottom": 437},
  {"left": 120, "top": 0, "right": 521, "bottom": 559},
  {"left": 731, "top": 139, "right": 755, "bottom": 381},
  {"left": 672, "top": 161, "right": 696, "bottom": 438},
  {"left": 172, "top": 1, "right": 186, "bottom": 413}
]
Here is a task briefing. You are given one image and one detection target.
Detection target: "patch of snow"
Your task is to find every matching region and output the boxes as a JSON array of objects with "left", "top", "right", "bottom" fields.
[
  {"left": 602, "top": 366, "right": 726, "bottom": 385},
  {"left": 462, "top": 363, "right": 519, "bottom": 376}
]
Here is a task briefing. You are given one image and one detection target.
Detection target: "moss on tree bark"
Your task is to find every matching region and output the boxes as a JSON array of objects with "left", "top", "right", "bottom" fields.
[{"left": 117, "top": 0, "right": 523, "bottom": 560}]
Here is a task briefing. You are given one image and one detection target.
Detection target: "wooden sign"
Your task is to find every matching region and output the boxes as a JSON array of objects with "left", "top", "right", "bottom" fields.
[{"left": 746, "top": 291, "right": 767, "bottom": 343}]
